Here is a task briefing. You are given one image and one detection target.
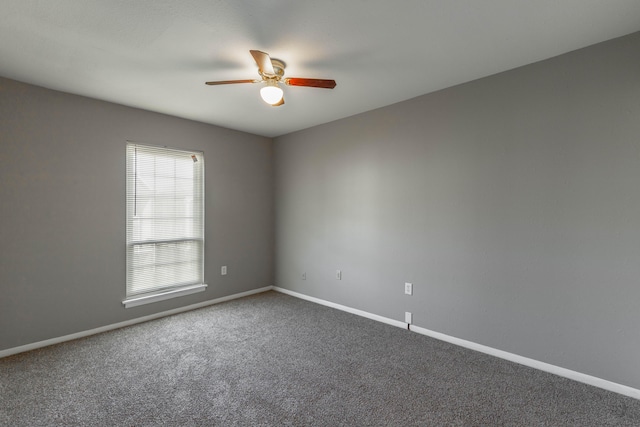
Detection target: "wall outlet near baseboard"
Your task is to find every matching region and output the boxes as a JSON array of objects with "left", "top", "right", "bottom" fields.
[
  {"left": 405, "top": 312, "right": 412, "bottom": 324},
  {"left": 221, "top": 266, "right": 227, "bottom": 276}
]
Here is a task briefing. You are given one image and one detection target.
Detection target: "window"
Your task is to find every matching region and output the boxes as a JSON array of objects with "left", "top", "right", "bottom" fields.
[{"left": 124, "top": 143, "right": 206, "bottom": 308}]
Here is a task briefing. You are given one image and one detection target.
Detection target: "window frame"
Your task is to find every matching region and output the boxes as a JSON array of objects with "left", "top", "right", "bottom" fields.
[{"left": 123, "top": 142, "right": 206, "bottom": 308}]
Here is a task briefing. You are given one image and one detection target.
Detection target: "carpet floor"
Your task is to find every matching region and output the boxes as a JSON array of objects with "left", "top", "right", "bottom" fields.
[{"left": 1, "top": 290, "right": 639, "bottom": 426}]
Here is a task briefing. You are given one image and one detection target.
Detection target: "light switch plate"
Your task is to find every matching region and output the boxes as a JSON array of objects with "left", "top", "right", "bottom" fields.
[{"left": 405, "top": 282, "right": 413, "bottom": 295}]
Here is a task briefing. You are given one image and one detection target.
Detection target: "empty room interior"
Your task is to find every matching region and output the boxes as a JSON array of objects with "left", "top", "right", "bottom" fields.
[{"left": 2, "top": 1, "right": 640, "bottom": 425}]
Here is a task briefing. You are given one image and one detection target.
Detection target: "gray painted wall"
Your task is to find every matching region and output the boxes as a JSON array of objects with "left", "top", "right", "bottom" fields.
[
  {"left": 274, "top": 32, "right": 640, "bottom": 389},
  {"left": 0, "top": 78, "right": 274, "bottom": 351}
]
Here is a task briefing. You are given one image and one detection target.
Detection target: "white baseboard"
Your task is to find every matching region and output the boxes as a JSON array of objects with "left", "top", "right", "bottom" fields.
[
  {"left": 408, "top": 324, "right": 640, "bottom": 400},
  {"left": 273, "top": 286, "right": 407, "bottom": 329},
  {"left": 273, "top": 286, "right": 640, "bottom": 400},
  {"left": 0, "top": 286, "right": 274, "bottom": 359}
]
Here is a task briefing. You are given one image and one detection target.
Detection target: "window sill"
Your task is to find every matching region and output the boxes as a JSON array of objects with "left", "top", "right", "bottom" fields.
[{"left": 123, "top": 283, "right": 207, "bottom": 308}]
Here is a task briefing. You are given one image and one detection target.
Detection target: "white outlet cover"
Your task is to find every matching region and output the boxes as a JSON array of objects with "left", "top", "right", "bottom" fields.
[
  {"left": 336, "top": 270, "right": 342, "bottom": 280},
  {"left": 405, "top": 312, "right": 412, "bottom": 324},
  {"left": 221, "top": 266, "right": 227, "bottom": 276},
  {"left": 405, "top": 282, "right": 413, "bottom": 295}
]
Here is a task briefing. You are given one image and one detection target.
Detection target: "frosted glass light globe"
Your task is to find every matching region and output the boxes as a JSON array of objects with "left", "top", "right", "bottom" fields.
[{"left": 260, "top": 85, "right": 284, "bottom": 105}]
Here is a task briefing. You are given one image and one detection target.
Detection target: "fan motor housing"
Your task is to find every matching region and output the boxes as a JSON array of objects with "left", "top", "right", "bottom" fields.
[{"left": 270, "top": 59, "right": 285, "bottom": 78}]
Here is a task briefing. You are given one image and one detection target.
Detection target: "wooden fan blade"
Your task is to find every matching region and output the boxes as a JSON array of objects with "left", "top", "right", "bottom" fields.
[
  {"left": 205, "top": 79, "right": 257, "bottom": 85},
  {"left": 285, "top": 78, "right": 336, "bottom": 89},
  {"left": 272, "top": 96, "right": 285, "bottom": 107},
  {"left": 250, "top": 50, "right": 275, "bottom": 76}
]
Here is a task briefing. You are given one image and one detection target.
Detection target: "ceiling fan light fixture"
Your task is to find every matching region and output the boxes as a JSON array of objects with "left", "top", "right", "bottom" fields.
[
  {"left": 205, "top": 50, "right": 336, "bottom": 107},
  {"left": 260, "top": 82, "right": 284, "bottom": 105}
]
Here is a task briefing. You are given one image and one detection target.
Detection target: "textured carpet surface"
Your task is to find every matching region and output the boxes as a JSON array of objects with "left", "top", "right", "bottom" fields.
[{"left": 1, "top": 291, "right": 639, "bottom": 426}]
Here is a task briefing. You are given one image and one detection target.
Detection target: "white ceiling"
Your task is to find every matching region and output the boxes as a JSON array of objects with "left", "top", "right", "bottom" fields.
[{"left": 1, "top": 1, "right": 639, "bottom": 137}]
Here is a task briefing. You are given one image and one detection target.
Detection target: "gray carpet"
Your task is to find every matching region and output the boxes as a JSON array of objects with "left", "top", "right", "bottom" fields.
[{"left": 1, "top": 291, "right": 639, "bottom": 426}]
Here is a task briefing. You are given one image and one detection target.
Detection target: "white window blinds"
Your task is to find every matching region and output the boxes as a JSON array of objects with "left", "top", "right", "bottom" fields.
[{"left": 126, "top": 143, "right": 204, "bottom": 300}]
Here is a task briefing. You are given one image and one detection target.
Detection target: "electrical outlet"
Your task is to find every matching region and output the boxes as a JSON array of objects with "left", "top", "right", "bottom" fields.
[
  {"left": 336, "top": 270, "right": 342, "bottom": 280},
  {"left": 404, "top": 282, "right": 413, "bottom": 295},
  {"left": 405, "top": 312, "right": 412, "bottom": 324},
  {"left": 221, "top": 266, "right": 227, "bottom": 276},
  {"left": 302, "top": 272, "right": 306, "bottom": 280}
]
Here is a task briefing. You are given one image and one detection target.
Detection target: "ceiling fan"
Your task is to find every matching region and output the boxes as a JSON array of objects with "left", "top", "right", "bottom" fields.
[{"left": 205, "top": 50, "right": 336, "bottom": 107}]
